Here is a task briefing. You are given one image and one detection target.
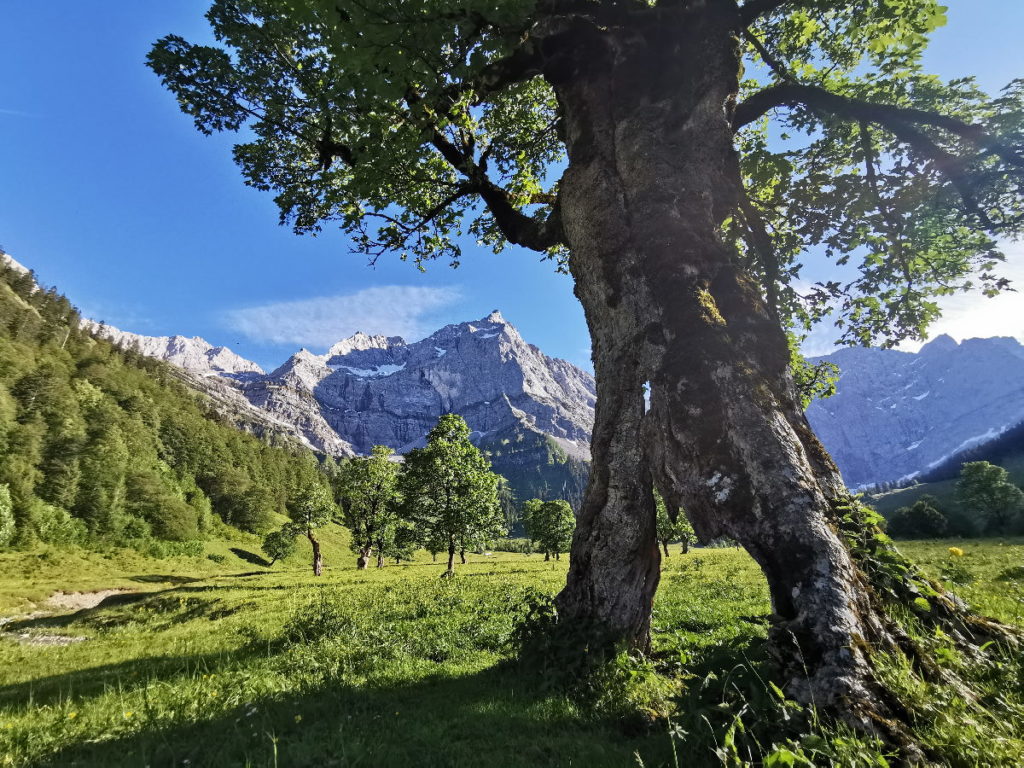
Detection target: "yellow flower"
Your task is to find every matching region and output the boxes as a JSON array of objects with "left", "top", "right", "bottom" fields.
[
  {"left": 123, "top": 712, "right": 133, "bottom": 719},
  {"left": 294, "top": 715, "right": 302, "bottom": 723},
  {"left": 948, "top": 547, "right": 965, "bottom": 558},
  {"left": 67, "top": 712, "right": 77, "bottom": 719},
  {"left": 210, "top": 691, "right": 218, "bottom": 697}
]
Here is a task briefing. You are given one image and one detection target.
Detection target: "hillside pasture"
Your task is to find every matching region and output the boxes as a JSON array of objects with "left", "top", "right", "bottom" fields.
[{"left": 1, "top": 538, "right": 1022, "bottom": 767}]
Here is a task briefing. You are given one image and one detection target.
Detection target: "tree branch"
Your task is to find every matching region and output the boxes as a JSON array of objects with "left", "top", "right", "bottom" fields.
[
  {"left": 423, "top": 118, "right": 564, "bottom": 252},
  {"left": 733, "top": 83, "right": 1024, "bottom": 170}
]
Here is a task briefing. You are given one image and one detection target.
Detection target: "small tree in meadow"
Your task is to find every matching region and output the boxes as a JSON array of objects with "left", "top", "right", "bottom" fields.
[
  {"left": 655, "top": 495, "right": 696, "bottom": 556},
  {"left": 262, "top": 527, "right": 298, "bottom": 566},
  {"left": 335, "top": 445, "right": 402, "bottom": 569},
  {"left": 957, "top": 462, "right": 1024, "bottom": 534},
  {"left": 523, "top": 498, "right": 575, "bottom": 561},
  {"left": 401, "top": 414, "right": 505, "bottom": 577},
  {"left": 286, "top": 482, "right": 337, "bottom": 576}
]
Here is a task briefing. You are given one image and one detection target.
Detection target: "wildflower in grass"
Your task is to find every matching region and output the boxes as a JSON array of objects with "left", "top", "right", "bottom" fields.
[
  {"left": 123, "top": 711, "right": 133, "bottom": 719},
  {"left": 294, "top": 715, "right": 302, "bottom": 723},
  {"left": 949, "top": 547, "right": 965, "bottom": 557},
  {"left": 67, "top": 712, "right": 77, "bottom": 719}
]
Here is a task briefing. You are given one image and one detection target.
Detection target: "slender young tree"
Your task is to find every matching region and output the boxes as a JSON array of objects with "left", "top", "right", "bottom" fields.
[
  {"left": 400, "top": 414, "right": 505, "bottom": 576},
  {"left": 335, "top": 445, "right": 402, "bottom": 568},
  {"left": 262, "top": 526, "right": 299, "bottom": 565},
  {"left": 286, "top": 481, "right": 337, "bottom": 576},
  {"left": 150, "top": 0, "right": 1024, "bottom": 739},
  {"left": 655, "top": 495, "right": 695, "bottom": 558}
]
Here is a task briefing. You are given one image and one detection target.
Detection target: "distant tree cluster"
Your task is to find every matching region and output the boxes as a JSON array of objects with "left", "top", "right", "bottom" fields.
[
  {"left": 886, "top": 461, "right": 1024, "bottom": 538},
  {"left": 0, "top": 260, "right": 335, "bottom": 552},
  {"left": 264, "top": 413, "right": 508, "bottom": 577}
]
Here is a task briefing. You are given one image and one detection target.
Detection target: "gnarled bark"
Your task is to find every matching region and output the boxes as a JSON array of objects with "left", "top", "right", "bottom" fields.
[{"left": 542, "top": 2, "right": 1013, "bottom": 746}]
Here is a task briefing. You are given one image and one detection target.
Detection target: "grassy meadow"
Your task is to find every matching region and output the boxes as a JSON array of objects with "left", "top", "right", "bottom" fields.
[{"left": 1, "top": 533, "right": 1022, "bottom": 767}]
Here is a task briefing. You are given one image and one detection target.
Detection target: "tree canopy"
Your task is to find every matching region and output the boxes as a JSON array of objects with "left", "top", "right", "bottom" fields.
[
  {"left": 956, "top": 461, "right": 1024, "bottom": 534},
  {"left": 522, "top": 497, "right": 575, "bottom": 559},
  {"left": 149, "top": 0, "right": 1024, "bottom": 347},
  {"left": 335, "top": 444, "right": 403, "bottom": 568},
  {"left": 400, "top": 413, "right": 505, "bottom": 575}
]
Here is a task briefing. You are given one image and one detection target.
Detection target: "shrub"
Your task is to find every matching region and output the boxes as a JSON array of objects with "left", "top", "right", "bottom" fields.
[
  {"left": 33, "top": 501, "right": 87, "bottom": 545},
  {"left": 887, "top": 497, "right": 949, "bottom": 539}
]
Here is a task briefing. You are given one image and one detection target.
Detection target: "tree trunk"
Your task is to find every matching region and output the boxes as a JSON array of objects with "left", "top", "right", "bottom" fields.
[
  {"left": 680, "top": 539, "right": 689, "bottom": 555},
  {"left": 541, "top": 4, "right": 996, "bottom": 741},
  {"left": 459, "top": 548, "right": 466, "bottom": 565},
  {"left": 444, "top": 542, "right": 456, "bottom": 578},
  {"left": 357, "top": 545, "right": 371, "bottom": 570},
  {"left": 661, "top": 541, "right": 670, "bottom": 558},
  {"left": 376, "top": 551, "right": 385, "bottom": 568},
  {"left": 307, "top": 529, "right": 322, "bottom": 577},
  {"left": 544, "top": 552, "right": 550, "bottom": 562}
]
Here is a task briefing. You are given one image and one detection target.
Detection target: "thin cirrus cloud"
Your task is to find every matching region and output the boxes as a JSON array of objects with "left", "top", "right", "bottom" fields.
[{"left": 224, "top": 285, "right": 462, "bottom": 350}]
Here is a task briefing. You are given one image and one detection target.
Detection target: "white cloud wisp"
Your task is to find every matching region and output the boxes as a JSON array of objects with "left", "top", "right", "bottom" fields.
[{"left": 225, "top": 285, "right": 462, "bottom": 349}]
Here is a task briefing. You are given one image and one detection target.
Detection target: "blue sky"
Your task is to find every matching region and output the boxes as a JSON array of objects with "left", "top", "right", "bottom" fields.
[{"left": 1, "top": 2, "right": 1022, "bottom": 371}]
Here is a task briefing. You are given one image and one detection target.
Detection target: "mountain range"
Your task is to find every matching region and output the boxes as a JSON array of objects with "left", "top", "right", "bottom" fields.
[
  {"left": 8, "top": 249, "right": 1024, "bottom": 496},
  {"left": 806, "top": 335, "right": 1024, "bottom": 488},
  {"left": 91, "top": 309, "right": 595, "bottom": 507}
]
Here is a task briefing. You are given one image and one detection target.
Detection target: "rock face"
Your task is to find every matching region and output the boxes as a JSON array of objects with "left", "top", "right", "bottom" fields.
[
  {"left": 806, "top": 335, "right": 1024, "bottom": 488},
  {"left": 260, "top": 310, "right": 594, "bottom": 458}
]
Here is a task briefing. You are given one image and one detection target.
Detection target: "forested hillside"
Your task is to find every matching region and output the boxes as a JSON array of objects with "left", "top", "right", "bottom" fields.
[{"left": 0, "top": 258, "right": 330, "bottom": 550}]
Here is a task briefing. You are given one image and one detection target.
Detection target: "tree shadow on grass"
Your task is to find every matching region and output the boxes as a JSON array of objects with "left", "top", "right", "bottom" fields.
[
  {"left": 229, "top": 548, "right": 272, "bottom": 567},
  {"left": 130, "top": 573, "right": 204, "bottom": 584},
  {"left": 31, "top": 661, "right": 671, "bottom": 768},
  {"left": 0, "top": 645, "right": 261, "bottom": 710}
]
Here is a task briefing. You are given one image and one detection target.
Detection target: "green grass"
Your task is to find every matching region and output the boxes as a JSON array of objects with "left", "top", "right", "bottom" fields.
[{"left": 1, "top": 539, "right": 1022, "bottom": 767}]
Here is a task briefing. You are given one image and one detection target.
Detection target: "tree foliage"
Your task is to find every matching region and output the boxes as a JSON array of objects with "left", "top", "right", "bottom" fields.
[
  {"left": 149, "top": 0, "right": 1024, "bottom": 347},
  {"left": 0, "top": 259, "right": 333, "bottom": 550},
  {"left": 655, "top": 494, "right": 695, "bottom": 556},
  {"left": 400, "top": 413, "right": 505, "bottom": 574},
  {"left": 0, "top": 484, "right": 13, "bottom": 548},
  {"left": 262, "top": 526, "right": 299, "bottom": 565},
  {"left": 886, "top": 495, "right": 948, "bottom": 539},
  {"left": 522, "top": 497, "right": 574, "bottom": 560},
  {"left": 956, "top": 461, "right": 1024, "bottom": 534},
  {"left": 335, "top": 445, "right": 402, "bottom": 567}
]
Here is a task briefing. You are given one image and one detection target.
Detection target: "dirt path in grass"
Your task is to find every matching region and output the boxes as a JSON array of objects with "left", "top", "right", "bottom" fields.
[
  {"left": 0, "top": 588, "right": 139, "bottom": 646},
  {"left": 47, "top": 589, "right": 134, "bottom": 611}
]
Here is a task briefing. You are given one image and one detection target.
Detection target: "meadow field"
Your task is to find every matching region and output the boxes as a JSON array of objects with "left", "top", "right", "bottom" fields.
[{"left": 1, "top": 534, "right": 1022, "bottom": 767}]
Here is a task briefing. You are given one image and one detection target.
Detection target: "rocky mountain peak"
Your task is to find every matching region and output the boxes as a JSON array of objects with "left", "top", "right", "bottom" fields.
[
  {"left": 0, "top": 250, "right": 31, "bottom": 276},
  {"left": 83, "top": 321, "right": 265, "bottom": 377},
  {"left": 327, "top": 331, "right": 405, "bottom": 358},
  {"left": 920, "top": 333, "right": 958, "bottom": 355}
]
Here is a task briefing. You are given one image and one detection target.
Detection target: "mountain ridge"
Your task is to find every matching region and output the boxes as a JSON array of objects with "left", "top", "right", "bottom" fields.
[{"left": 806, "top": 334, "right": 1024, "bottom": 488}]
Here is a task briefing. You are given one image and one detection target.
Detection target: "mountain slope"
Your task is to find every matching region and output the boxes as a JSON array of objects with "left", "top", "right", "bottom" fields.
[
  {"left": 0, "top": 253, "right": 332, "bottom": 548},
  {"left": 806, "top": 335, "right": 1024, "bottom": 488}
]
